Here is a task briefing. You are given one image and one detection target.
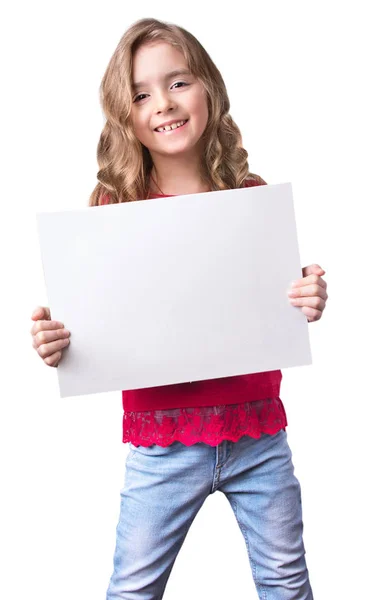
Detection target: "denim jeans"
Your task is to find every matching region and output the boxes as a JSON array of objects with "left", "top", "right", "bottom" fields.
[{"left": 106, "top": 430, "right": 313, "bottom": 599}]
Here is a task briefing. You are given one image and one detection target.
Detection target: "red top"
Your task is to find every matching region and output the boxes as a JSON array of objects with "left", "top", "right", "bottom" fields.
[
  {"left": 122, "top": 398, "right": 287, "bottom": 447},
  {"left": 101, "top": 175, "right": 287, "bottom": 446},
  {"left": 122, "top": 370, "right": 283, "bottom": 411}
]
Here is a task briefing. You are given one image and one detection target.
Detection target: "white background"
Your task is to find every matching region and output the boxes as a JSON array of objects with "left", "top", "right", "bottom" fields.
[{"left": 1, "top": 1, "right": 364, "bottom": 598}]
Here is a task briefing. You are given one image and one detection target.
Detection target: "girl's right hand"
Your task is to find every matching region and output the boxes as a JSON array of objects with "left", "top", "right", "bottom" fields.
[{"left": 30, "top": 306, "right": 71, "bottom": 367}]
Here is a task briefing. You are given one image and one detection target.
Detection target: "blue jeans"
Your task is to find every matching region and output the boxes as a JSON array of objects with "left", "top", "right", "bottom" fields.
[{"left": 106, "top": 430, "right": 313, "bottom": 599}]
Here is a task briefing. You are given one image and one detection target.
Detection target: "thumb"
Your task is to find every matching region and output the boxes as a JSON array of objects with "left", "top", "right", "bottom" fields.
[
  {"left": 302, "top": 264, "right": 326, "bottom": 277},
  {"left": 31, "top": 306, "right": 51, "bottom": 321}
]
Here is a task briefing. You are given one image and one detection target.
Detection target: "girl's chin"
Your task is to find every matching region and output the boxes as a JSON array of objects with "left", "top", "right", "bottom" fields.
[{"left": 152, "top": 140, "right": 197, "bottom": 154}]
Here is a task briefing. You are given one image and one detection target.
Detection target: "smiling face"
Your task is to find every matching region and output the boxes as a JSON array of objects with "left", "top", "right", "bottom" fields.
[{"left": 130, "top": 42, "right": 209, "bottom": 161}]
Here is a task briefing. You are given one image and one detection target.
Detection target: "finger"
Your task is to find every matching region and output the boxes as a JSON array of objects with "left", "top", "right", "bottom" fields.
[
  {"left": 30, "top": 320, "right": 65, "bottom": 336},
  {"left": 33, "top": 328, "right": 70, "bottom": 348},
  {"left": 44, "top": 351, "right": 62, "bottom": 367},
  {"left": 289, "top": 296, "right": 326, "bottom": 311},
  {"left": 31, "top": 306, "right": 51, "bottom": 321},
  {"left": 291, "top": 274, "right": 327, "bottom": 291},
  {"left": 288, "top": 283, "right": 328, "bottom": 300},
  {"left": 301, "top": 306, "right": 322, "bottom": 322},
  {"left": 37, "top": 337, "right": 70, "bottom": 359}
]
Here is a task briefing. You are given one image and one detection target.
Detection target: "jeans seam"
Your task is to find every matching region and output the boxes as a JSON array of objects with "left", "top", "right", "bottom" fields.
[{"left": 231, "top": 497, "right": 267, "bottom": 600}]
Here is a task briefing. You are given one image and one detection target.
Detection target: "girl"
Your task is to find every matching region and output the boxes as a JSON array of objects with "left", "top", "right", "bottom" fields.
[{"left": 31, "top": 18, "right": 328, "bottom": 600}]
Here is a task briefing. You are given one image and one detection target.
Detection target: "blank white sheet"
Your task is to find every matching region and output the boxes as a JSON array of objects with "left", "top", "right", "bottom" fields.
[{"left": 36, "top": 182, "right": 311, "bottom": 398}]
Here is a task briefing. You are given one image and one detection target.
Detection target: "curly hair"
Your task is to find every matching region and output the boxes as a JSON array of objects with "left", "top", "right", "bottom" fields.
[{"left": 89, "top": 18, "right": 260, "bottom": 206}]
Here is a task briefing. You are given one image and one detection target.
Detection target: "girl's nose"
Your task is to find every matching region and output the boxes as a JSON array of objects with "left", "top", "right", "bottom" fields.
[{"left": 155, "top": 92, "right": 176, "bottom": 114}]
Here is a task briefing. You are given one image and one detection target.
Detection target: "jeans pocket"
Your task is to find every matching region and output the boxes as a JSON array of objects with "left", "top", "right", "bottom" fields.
[
  {"left": 126, "top": 442, "right": 141, "bottom": 463},
  {"left": 128, "top": 442, "right": 140, "bottom": 449},
  {"left": 128, "top": 441, "right": 183, "bottom": 459}
]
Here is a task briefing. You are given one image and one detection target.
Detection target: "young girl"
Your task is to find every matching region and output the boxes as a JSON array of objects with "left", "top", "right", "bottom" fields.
[{"left": 31, "top": 18, "right": 328, "bottom": 599}]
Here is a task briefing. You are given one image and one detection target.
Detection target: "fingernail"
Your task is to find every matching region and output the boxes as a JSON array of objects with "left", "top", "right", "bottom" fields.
[{"left": 291, "top": 281, "right": 298, "bottom": 287}]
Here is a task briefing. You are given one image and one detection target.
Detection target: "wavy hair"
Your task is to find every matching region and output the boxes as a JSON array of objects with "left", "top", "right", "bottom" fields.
[{"left": 89, "top": 18, "right": 257, "bottom": 206}]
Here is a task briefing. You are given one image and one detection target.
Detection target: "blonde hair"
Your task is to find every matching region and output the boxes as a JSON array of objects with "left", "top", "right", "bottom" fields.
[{"left": 89, "top": 18, "right": 259, "bottom": 206}]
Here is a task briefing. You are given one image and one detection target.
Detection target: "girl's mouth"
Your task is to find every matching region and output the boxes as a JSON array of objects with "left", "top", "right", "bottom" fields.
[{"left": 154, "top": 119, "right": 189, "bottom": 133}]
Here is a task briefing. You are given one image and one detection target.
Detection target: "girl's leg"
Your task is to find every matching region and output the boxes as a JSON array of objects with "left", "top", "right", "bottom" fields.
[
  {"left": 218, "top": 430, "right": 313, "bottom": 600},
  {"left": 106, "top": 441, "right": 212, "bottom": 600}
]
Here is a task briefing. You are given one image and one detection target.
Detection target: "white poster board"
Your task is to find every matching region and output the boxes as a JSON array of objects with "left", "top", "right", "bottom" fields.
[{"left": 37, "top": 183, "right": 311, "bottom": 397}]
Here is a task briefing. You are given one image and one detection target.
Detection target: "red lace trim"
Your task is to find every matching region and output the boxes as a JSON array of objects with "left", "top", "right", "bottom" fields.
[{"left": 123, "top": 397, "right": 287, "bottom": 447}]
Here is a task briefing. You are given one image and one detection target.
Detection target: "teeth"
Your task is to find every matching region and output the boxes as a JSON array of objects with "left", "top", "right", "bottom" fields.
[{"left": 156, "top": 120, "right": 187, "bottom": 132}]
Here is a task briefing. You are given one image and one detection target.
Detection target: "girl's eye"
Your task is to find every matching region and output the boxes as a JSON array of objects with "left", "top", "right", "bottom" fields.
[
  {"left": 133, "top": 93, "right": 148, "bottom": 103},
  {"left": 133, "top": 82, "right": 188, "bottom": 103},
  {"left": 171, "top": 81, "right": 188, "bottom": 89}
]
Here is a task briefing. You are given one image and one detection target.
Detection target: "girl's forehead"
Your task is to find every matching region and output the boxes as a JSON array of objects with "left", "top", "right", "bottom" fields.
[{"left": 132, "top": 42, "right": 188, "bottom": 82}]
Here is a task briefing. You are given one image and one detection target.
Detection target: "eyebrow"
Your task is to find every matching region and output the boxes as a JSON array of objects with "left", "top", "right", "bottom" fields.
[{"left": 132, "top": 69, "right": 192, "bottom": 91}]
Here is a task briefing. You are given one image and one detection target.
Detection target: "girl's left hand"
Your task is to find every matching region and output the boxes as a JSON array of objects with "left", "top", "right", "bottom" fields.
[{"left": 287, "top": 264, "right": 328, "bottom": 322}]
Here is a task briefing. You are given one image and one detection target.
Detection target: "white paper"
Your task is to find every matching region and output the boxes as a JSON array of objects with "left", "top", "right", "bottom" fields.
[{"left": 36, "top": 183, "right": 311, "bottom": 398}]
